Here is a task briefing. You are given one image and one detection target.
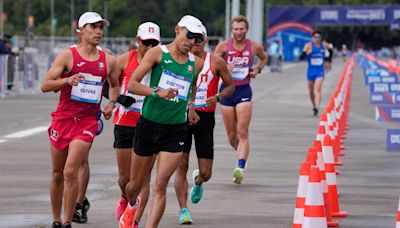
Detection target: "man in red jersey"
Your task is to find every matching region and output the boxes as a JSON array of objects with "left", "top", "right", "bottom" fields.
[
  {"left": 113, "top": 22, "right": 161, "bottom": 228},
  {"left": 214, "top": 15, "right": 267, "bottom": 184},
  {"left": 173, "top": 24, "right": 235, "bottom": 224},
  {"left": 41, "top": 12, "right": 118, "bottom": 228}
]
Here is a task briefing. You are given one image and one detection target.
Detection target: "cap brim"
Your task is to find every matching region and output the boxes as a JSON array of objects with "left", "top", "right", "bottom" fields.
[
  {"left": 139, "top": 35, "right": 160, "bottom": 41},
  {"left": 185, "top": 25, "right": 203, "bottom": 34},
  {"left": 81, "top": 19, "right": 110, "bottom": 27}
]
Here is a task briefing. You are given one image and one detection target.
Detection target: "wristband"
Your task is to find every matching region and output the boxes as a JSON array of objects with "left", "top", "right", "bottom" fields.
[
  {"left": 216, "top": 93, "right": 221, "bottom": 102},
  {"left": 257, "top": 67, "right": 262, "bottom": 74}
]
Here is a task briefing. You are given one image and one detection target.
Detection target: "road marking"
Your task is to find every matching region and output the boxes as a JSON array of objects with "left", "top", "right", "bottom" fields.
[
  {"left": 3, "top": 126, "right": 48, "bottom": 139},
  {"left": 0, "top": 139, "right": 7, "bottom": 144}
]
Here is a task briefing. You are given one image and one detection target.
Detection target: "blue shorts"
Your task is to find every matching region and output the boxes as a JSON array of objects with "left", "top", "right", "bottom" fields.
[
  {"left": 307, "top": 71, "right": 324, "bottom": 81},
  {"left": 220, "top": 84, "right": 252, "bottom": 106}
]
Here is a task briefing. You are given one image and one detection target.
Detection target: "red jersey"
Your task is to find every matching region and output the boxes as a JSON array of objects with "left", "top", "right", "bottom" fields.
[
  {"left": 195, "top": 52, "right": 219, "bottom": 112},
  {"left": 223, "top": 38, "right": 254, "bottom": 86},
  {"left": 113, "top": 50, "right": 147, "bottom": 127},
  {"left": 52, "top": 47, "right": 107, "bottom": 121}
]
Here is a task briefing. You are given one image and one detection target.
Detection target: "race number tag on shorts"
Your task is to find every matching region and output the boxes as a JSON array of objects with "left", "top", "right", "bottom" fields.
[
  {"left": 195, "top": 83, "right": 208, "bottom": 108},
  {"left": 158, "top": 69, "right": 191, "bottom": 101},
  {"left": 231, "top": 66, "right": 249, "bottom": 80},
  {"left": 310, "top": 58, "right": 323, "bottom": 66},
  {"left": 71, "top": 73, "right": 103, "bottom": 104}
]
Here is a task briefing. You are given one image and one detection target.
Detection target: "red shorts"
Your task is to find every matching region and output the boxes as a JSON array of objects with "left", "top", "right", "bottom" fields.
[{"left": 48, "top": 116, "right": 98, "bottom": 151}]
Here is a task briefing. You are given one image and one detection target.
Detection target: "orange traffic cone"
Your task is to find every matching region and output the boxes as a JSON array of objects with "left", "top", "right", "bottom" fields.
[
  {"left": 396, "top": 197, "right": 400, "bottom": 228},
  {"left": 293, "top": 161, "right": 311, "bottom": 228},
  {"left": 323, "top": 135, "right": 347, "bottom": 218},
  {"left": 303, "top": 166, "right": 328, "bottom": 228}
]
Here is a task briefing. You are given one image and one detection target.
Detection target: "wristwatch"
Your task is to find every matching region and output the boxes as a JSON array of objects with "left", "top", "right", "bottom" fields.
[
  {"left": 257, "top": 67, "right": 262, "bottom": 74},
  {"left": 151, "top": 86, "right": 159, "bottom": 97}
]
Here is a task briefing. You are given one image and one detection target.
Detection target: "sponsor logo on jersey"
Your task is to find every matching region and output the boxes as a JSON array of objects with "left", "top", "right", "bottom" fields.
[{"left": 77, "top": 62, "right": 86, "bottom": 67}]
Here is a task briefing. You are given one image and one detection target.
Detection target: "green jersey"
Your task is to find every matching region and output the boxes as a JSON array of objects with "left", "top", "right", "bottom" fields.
[{"left": 141, "top": 45, "right": 196, "bottom": 124}]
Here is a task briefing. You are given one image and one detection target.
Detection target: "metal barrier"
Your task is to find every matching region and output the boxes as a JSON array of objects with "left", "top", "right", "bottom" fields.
[{"left": 0, "top": 52, "right": 47, "bottom": 98}]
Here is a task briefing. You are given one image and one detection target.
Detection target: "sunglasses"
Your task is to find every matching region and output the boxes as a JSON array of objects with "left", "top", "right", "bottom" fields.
[
  {"left": 141, "top": 39, "right": 159, "bottom": 47},
  {"left": 186, "top": 31, "right": 204, "bottom": 44},
  {"left": 313, "top": 35, "right": 321, "bottom": 39}
]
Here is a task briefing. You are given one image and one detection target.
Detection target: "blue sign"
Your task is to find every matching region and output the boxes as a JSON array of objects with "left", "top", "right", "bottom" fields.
[
  {"left": 370, "top": 92, "right": 395, "bottom": 104},
  {"left": 370, "top": 83, "right": 400, "bottom": 93},
  {"left": 387, "top": 129, "right": 400, "bottom": 151},
  {"left": 375, "top": 105, "right": 400, "bottom": 121}
]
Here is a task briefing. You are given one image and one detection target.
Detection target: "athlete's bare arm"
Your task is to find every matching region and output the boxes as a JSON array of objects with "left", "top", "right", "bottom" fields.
[
  {"left": 128, "top": 47, "right": 177, "bottom": 100},
  {"left": 116, "top": 51, "right": 130, "bottom": 77},
  {"left": 214, "top": 40, "right": 228, "bottom": 58},
  {"left": 41, "top": 49, "right": 83, "bottom": 92},
  {"left": 103, "top": 54, "right": 119, "bottom": 119},
  {"left": 250, "top": 41, "right": 267, "bottom": 78},
  {"left": 188, "top": 56, "right": 204, "bottom": 125},
  {"left": 212, "top": 55, "right": 235, "bottom": 104},
  {"left": 189, "top": 55, "right": 204, "bottom": 103},
  {"left": 303, "top": 42, "right": 312, "bottom": 55}
]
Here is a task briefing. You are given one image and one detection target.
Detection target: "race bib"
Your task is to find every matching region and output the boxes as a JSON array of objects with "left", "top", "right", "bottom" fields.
[
  {"left": 231, "top": 66, "right": 249, "bottom": 80},
  {"left": 310, "top": 58, "right": 323, "bottom": 66},
  {"left": 158, "top": 69, "right": 191, "bottom": 101},
  {"left": 122, "top": 72, "right": 150, "bottom": 112},
  {"left": 195, "top": 83, "right": 208, "bottom": 108},
  {"left": 71, "top": 73, "right": 103, "bottom": 104}
]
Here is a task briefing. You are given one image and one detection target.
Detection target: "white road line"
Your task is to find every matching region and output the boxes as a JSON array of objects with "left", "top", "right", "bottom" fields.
[
  {"left": 3, "top": 126, "right": 48, "bottom": 139},
  {"left": 0, "top": 139, "right": 7, "bottom": 144}
]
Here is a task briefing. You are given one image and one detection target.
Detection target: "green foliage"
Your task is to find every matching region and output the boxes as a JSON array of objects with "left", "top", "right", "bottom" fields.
[{"left": 1, "top": 0, "right": 400, "bottom": 48}]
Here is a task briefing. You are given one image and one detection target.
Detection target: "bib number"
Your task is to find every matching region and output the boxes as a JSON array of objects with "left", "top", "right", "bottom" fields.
[
  {"left": 310, "top": 58, "right": 323, "bottom": 66},
  {"left": 195, "top": 82, "right": 208, "bottom": 108},
  {"left": 231, "top": 66, "right": 249, "bottom": 80},
  {"left": 158, "top": 70, "right": 191, "bottom": 101},
  {"left": 71, "top": 73, "right": 103, "bottom": 104}
]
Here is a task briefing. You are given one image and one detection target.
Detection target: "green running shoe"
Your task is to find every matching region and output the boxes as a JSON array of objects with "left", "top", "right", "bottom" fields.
[
  {"left": 232, "top": 168, "right": 244, "bottom": 184},
  {"left": 190, "top": 169, "right": 203, "bottom": 204},
  {"left": 178, "top": 208, "right": 193, "bottom": 224}
]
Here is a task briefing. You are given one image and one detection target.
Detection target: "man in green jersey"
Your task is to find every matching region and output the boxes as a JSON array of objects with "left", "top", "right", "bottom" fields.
[{"left": 118, "top": 15, "right": 205, "bottom": 228}]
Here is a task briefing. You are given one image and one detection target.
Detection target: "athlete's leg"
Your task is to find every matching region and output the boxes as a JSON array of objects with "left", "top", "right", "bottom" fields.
[
  {"left": 50, "top": 145, "right": 68, "bottom": 223},
  {"left": 63, "top": 139, "right": 91, "bottom": 223},
  {"left": 125, "top": 153, "right": 154, "bottom": 206},
  {"left": 220, "top": 105, "right": 238, "bottom": 150},
  {"left": 76, "top": 154, "right": 89, "bottom": 206},
  {"left": 196, "top": 158, "right": 213, "bottom": 184},
  {"left": 314, "top": 77, "right": 324, "bottom": 110},
  {"left": 135, "top": 155, "right": 155, "bottom": 224},
  {"left": 308, "top": 80, "right": 316, "bottom": 109},
  {"left": 116, "top": 148, "right": 132, "bottom": 197},
  {"left": 174, "top": 152, "right": 190, "bottom": 209},
  {"left": 235, "top": 102, "right": 253, "bottom": 161},
  {"left": 146, "top": 152, "right": 183, "bottom": 228}
]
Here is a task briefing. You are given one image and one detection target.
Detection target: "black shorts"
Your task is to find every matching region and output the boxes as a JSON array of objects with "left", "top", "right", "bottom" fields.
[
  {"left": 134, "top": 117, "right": 187, "bottom": 156},
  {"left": 113, "top": 125, "right": 136, "bottom": 149},
  {"left": 183, "top": 111, "right": 215, "bottom": 159}
]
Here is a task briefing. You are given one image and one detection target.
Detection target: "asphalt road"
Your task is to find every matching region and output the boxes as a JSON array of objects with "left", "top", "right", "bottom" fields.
[{"left": 0, "top": 59, "right": 399, "bottom": 228}]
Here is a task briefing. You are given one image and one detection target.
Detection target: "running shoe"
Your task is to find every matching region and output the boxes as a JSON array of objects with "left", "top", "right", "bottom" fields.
[
  {"left": 72, "top": 203, "right": 87, "bottom": 223},
  {"left": 51, "top": 221, "right": 62, "bottom": 228},
  {"left": 119, "top": 197, "right": 141, "bottom": 228},
  {"left": 190, "top": 169, "right": 203, "bottom": 204},
  {"left": 313, "top": 108, "right": 319, "bottom": 116},
  {"left": 63, "top": 222, "right": 72, "bottom": 228},
  {"left": 115, "top": 195, "right": 128, "bottom": 221},
  {"left": 232, "top": 168, "right": 244, "bottom": 184},
  {"left": 178, "top": 208, "right": 193, "bottom": 224},
  {"left": 82, "top": 197, "right": 90, "bottom": 222}
]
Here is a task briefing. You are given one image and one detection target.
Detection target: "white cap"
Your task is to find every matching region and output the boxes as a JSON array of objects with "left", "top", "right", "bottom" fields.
[
  {"left": 78, "top": 12, "right": 110, "bottom": 28},
  {"left": 177, "top": 15, "right": 203, "bottom": 34},
  {"left": 201, "top": 24, "right": 207, "bottom": 37},
  {"left": 137, "top": 22, "right": 161, "bottom": 41}
]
